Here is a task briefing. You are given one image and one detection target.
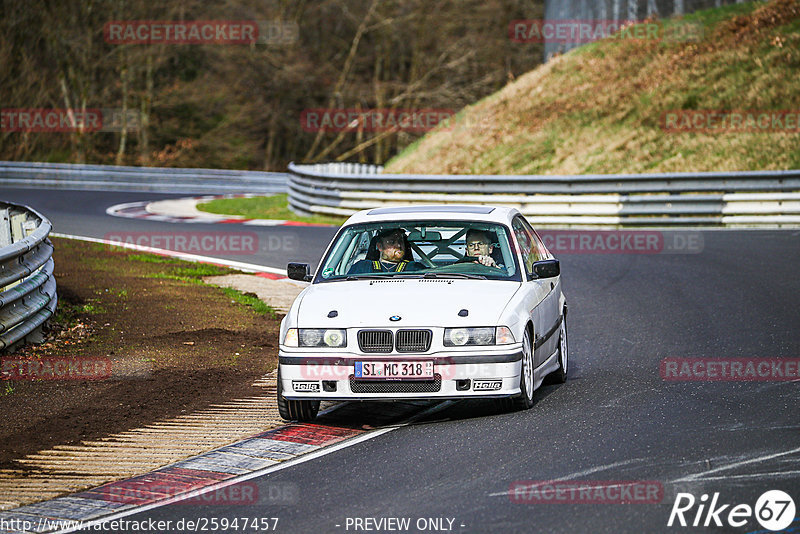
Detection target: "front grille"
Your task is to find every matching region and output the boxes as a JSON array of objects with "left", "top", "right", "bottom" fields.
[
  {"left": 358, "top": 330, "right": 393, "bottom": 353},
  {"left": 349, "top": 374, "right": 442, "bottom": 393},
  {"left": 395, "top": 329, "right": 432, "bottom": 353}
]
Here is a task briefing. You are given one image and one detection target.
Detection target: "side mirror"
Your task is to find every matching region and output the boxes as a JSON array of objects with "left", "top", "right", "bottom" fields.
[
  {"left": 533, "top": 259, "right": 560, "bottom": 279},
  {"left": 287, "top": 262, "right": 312, "bottom": 282}
]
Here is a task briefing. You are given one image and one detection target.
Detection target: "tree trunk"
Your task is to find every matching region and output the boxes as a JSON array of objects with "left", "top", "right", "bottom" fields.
[
  {"left": 627, "top": 0, "right": 637, "bottom": 22},
  {"left": 264, "top": 108, "right": 277, "bottom": 170},
  {"left": 115, "top": 51, "right": 129, "bottom": 165},
  {"left": 303, "top": 0, "right": 379, "bottom": 162},
  {"left": 139, "top": 53, "right": 153, "bottom": 165}
]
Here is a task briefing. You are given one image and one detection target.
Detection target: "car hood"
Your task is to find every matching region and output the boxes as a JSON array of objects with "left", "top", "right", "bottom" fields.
[{"left": 296, "top": 278, "right": 522, "bottom": 328}]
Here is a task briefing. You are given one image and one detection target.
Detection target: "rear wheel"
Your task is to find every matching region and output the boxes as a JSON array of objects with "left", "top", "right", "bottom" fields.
[{"left": 277, "top": 368, "right": 320, "bottom": 422}]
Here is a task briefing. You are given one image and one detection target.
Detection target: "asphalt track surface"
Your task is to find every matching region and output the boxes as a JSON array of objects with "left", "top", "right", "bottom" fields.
[{"left": 4, "top": 188, "right": 800, "bottom": 533}]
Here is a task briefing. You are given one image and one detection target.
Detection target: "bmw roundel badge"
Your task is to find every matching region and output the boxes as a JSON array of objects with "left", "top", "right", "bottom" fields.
[{"left": 389, "top": 315, "right": 401, "bottom": 322}]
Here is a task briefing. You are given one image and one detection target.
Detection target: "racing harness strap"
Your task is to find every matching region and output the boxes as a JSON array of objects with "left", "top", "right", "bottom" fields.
[{"left": 373, "top": 260, "right": 408, "bottom": 272}]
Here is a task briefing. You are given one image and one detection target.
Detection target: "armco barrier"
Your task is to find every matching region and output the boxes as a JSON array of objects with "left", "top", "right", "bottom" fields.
[
  {"left": 0, "top": 161, "right": 287, "bottom": 194},
  {"left": 0, "top": 201, "right": 56, "bottom": 353},
  {"left": 287, "top": 163, "right": 800, "bottom": 228}
]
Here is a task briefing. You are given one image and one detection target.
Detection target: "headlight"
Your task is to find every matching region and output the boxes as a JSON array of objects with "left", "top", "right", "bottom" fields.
[
  {"left": 444, "top": 327, "right": 494, "bottom": 346},
  {"left": 288, "top": 328, "right": 347, "bottom": 348},
  {"left": 323, "top": 329, "right": 345, "bottom": 347},
  {"left": 443, "top": 326, "right": 515, "bottom": 346},
  {"left": 301, "top": 329, "right": 323, "bottom": 346},
  {"left": 447, "top": 328, "right": 471, "bottom": 346}
]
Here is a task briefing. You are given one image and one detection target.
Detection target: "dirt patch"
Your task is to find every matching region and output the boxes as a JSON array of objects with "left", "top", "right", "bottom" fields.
[
  {"left": 720, "top": 0, "right": 800, "bottom": 41},
  {"left": 0, "top": 238, "right": 281, "bottom": 470},
  {"left": 203, "top": 274, "right": 306, "bottom": 314}
]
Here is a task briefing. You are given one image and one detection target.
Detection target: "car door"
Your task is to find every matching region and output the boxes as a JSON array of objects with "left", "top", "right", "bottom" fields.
[
  {"left": 526, "top": 222, "right": 561, "bottom": 360},
  {"left": 511, "top": 216, "right": 551, "bottom": 368}
]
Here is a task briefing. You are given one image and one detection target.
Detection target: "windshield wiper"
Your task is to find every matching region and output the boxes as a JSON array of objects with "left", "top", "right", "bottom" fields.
[
  {"left": 327, "top": 272, "right": 487, "bottom": 282},
  {"left": 325, "top": 275, "right": 386, "bottom": 282},
  {"left": 422, "top": 272, "right": 487, "bottom": 280}
]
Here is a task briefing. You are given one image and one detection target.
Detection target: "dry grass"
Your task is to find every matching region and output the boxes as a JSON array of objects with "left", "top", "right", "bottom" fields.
[{"left": 386, "top": 0, "right": 800, "bottom": 175}]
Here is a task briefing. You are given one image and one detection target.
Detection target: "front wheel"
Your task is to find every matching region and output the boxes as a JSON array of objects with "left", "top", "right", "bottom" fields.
[
  {"left": 277, "top": 368, "right": 320, "bottom": 422},
  {"left": 497, "top": 327, "right": 534, "bottom": 412},
  {"left": 513, "top": 328, "right": 535, "bottom": 409},
  {"left": 551, "top": 315, "right": 568, "bottom": 384}
]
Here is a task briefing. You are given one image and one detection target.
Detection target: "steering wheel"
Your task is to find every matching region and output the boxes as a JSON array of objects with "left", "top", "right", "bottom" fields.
[{"left": 453, "top": 255, "right": 480, "bottom": 264}]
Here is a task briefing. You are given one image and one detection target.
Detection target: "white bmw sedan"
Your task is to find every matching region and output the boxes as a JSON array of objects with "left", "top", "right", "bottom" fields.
[{"left": 278, "top": 205, "right": 567, "bottom": 421}]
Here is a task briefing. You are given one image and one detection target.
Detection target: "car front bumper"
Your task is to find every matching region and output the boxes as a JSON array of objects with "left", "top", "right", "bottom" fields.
[{"left": 278, "top": 346, "right": 523, "bottom": 400}]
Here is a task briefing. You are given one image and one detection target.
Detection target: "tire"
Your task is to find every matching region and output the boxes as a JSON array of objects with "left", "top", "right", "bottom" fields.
[
  {"left": 513, "top": 327, "right": 535, "bottom": 409},
  {"left": 551, "top": 315, "right": 568, "bottom": 384},
  {"left": 277, "top": 368, "right": 320, "bottom": 422},
  {"left": 497, "top": 327, "right": 535, "bottom": 412}
]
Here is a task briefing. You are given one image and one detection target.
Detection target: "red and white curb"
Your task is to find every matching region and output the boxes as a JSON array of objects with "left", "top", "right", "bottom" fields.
[
  {"left": 106, "top": 194, "right": 333, "bottom": 227},
  {"left": 0, "top": 422, "right": 368, "bottom": 534},
  {"left": 0, "top": 400, "right": 455, "bottom": 533}
]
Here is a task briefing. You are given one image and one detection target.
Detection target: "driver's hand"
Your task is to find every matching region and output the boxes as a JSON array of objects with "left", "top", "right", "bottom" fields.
[{"left": 476, "top": 255, "right": 497, "bottom": 267}]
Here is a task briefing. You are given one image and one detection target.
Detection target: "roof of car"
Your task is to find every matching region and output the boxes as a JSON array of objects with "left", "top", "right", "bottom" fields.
[{"left": 343, "top": 205, "right": 521, "bottom": 226}]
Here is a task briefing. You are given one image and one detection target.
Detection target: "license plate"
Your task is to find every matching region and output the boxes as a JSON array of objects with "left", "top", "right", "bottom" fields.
[{"left": 354, "top": 361, "right": 434, "bottom": 380}]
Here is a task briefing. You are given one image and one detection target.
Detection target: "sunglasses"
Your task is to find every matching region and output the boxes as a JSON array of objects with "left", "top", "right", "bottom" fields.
[{"left": 381, "top": 236, "right": 404, "bottom": 246}]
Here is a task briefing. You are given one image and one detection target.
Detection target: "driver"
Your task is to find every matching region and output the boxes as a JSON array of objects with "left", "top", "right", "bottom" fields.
[
  {"left": 463, "top": 229, "right": 502, "bottom": 268},
  {"left": 348, "top": 228, "right": 425, "bottom": 274}
]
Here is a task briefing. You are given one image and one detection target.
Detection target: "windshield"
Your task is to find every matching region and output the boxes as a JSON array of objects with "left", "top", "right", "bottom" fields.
[{"left": 315, "top": 220, "right": 520, "bottom": 282}]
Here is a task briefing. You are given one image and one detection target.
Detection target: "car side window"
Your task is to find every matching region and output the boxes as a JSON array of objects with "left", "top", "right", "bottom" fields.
[
  {"left": 512, "top": 217, "right": 539, "bottom": 278},
  {"left": 519, "top": 217, "right": 551, "bottom": 261}
]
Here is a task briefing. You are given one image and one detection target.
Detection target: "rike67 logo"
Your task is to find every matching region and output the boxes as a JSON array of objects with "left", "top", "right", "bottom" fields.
[{"left": 668, "top": 490, "right": 796, "bottom": 531}]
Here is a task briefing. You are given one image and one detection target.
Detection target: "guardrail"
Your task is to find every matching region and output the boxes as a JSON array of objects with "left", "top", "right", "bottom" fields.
[
  {"left": 0, "top": 161, "right": 287, "bottom": 194},
  {"left": 288, "top": 163, "right": 800, "bottom": 227},
  {"left": 0, "top": 201, "right": 56, "bottom": 353}
]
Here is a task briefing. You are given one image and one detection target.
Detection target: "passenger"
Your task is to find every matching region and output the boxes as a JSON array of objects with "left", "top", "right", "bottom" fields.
[
  {"left": 348, "top": 228, "right": 425, "bottom": 274},
  {"left": 463, "top": 229, "right": 502, "bottom": 268}
]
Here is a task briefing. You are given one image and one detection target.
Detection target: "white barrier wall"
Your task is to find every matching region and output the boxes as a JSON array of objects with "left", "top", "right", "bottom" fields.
[{"left": 288, "top": 163, "right": 800, "bottom": 228}]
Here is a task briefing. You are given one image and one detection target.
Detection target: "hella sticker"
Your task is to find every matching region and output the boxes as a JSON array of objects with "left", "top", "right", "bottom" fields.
[
  {"left": 292, "top": 381, "right": 321, "bottom": 392},
  {"left": 473, "top": 379, "right": 503, "bottom": 391}
]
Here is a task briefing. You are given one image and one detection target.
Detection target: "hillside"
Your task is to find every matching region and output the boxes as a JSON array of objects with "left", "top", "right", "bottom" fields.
[{"left": 385, "top": 0, "right": 800, "bottom": 175}]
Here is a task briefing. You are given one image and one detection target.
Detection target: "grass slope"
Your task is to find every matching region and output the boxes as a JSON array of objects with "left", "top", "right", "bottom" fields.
[
  {"left": 197, "top": 194, "right": 344, "bottom": 225},
  {"left": 385, "top": 0, "right": 800, "bottom": 175}
]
